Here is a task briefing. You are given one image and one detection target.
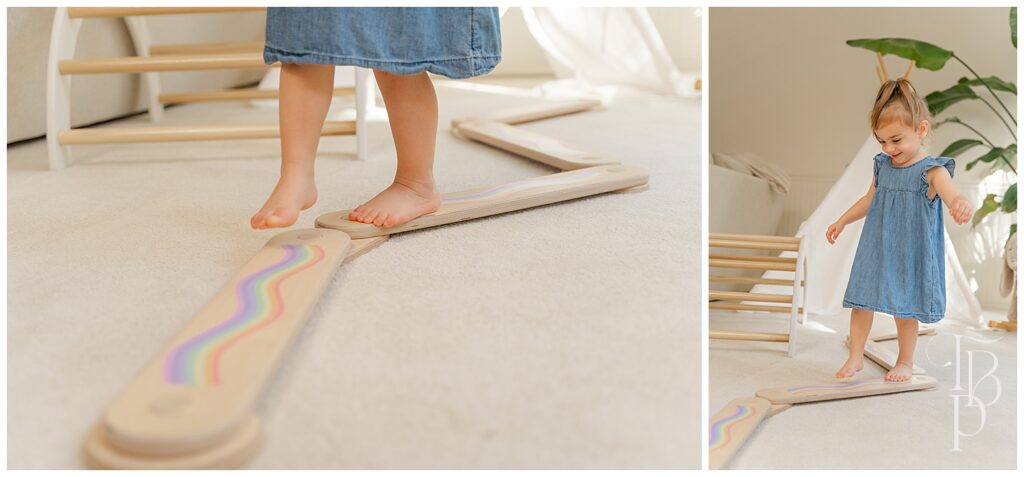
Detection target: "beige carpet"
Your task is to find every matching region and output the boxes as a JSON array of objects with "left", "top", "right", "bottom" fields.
[
  {"left": 710, "top": 308, "right": 1016, "bottom": 469},
  {"left": 6, "top": 79, "right": 701, "bottom": 469}
]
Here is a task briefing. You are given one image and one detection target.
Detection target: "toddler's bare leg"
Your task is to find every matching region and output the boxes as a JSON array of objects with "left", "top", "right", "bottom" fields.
[
  {"left": 251, "top": 63, "right": 335, "bottom": 229},
  {"left": 885, "top": 317, "right": 919, "bottom": 382},
  {"left": 836, "top": 308, "right": 873, "bottom": 378},
  {"left": 348, "top": 71, "right": 441, "bottom": 228}
]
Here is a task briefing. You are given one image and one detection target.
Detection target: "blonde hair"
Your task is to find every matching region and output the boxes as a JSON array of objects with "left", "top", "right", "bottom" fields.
[{"left": 870, "top": 78, "right": 930, "bottom": 131}]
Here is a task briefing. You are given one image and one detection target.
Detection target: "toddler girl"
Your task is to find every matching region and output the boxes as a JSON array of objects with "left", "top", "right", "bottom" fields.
[
  {"left": 250, "top": 7, "right": 502, "bottom": 230},
  {"left": 825, "top": 78, "right": 974, "bottom": 382}
]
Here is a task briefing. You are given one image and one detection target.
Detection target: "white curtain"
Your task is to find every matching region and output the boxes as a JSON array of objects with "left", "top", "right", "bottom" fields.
[
  {"left": 520, "top": 7, "right": 699, "bottom": 97},
  {"left": 750, "top": 135, "right": 984, "bottom": 328}
]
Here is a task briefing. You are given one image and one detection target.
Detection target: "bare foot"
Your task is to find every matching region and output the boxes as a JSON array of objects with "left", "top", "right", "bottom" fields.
[
  {"left": 348, "top": 177, "right": 441, "bottom": 228},
  {"left": 835, "top": 356, "right": 864, "bottom": 379},
  {"left": 885, "top": 362, "right": 914, "bottom": 382},
  {"left": 251, "top": 173, "right": 317, "bottom": 229}
]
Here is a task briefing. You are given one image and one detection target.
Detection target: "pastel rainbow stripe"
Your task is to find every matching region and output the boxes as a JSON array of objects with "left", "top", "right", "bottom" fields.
[
  {"left": 784, "top": 379, "right": 894, "bottom": 393},
  {"left": 709, "top": 404, "right": 757, "bottom": 452},
  {"left": 163, "top": 244, "right": 326, "bottom": 386},
  {"left": 441, "top": 169, "right": 598, "bottom": 205}
]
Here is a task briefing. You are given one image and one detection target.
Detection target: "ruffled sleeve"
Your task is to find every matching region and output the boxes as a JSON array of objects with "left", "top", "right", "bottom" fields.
[
  {"left": 921, "top": 156, "right": 955, "bottom": 199},
  {"left": 872, "top": 153, "right": 888, "bottom": 188}
]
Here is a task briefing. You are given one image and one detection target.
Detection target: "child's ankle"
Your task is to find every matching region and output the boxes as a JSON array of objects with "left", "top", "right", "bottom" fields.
[{"left": 394, "top": 175, "right": 437, "bottom": 195}]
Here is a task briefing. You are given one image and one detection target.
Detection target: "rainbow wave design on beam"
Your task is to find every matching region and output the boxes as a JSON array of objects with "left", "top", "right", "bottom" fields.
[
  {"left": 709, "top": 403, "right": 758, "bottom": 452},
  {"left": 441, "top": 169, "right": 598, "bottom": 205},
  {"left": 163, "top": 244, "right": 325, "bottom": 386}
]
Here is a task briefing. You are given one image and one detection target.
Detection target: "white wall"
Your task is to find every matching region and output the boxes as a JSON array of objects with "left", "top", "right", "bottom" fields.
[{"left": 710, "top": 7, "right": 1017, "bottom": 310}]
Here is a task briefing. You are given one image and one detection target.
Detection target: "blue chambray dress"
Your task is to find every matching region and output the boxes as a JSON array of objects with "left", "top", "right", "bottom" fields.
[
  {"left": 842, "top": 153, "right": 956, "bottom": 323},
  {"left": 263, "top": 7, "right": 501, "bottom": 79}
]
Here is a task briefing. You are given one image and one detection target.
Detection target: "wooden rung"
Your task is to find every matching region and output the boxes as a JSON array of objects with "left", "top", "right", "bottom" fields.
[
  {"left": 709, "top": 330, "right": 789, "bottom": 342},
  {"left": 58, "top": 121, "right": 355, "bottom": 145},
  {"left": 710, "top": 258, "right": 796, "bottom": 272},
  {"left": 59, "top": 53, "right": 276, "bottom": 75},
  {"left": 710, "top": 291, "right": 792, "bottom": 304},
  {"left": 159, "top": 87, "right": 355, "bottom": 104},
  {"left": 709, "top": 275, "right": 803, "bottom": 287},
  {"left": 712, "top": 232, "right": 798, "bottom": 243},
  {"left": 150, "top": 41, "right": 264, "bottom": 56},
  {"left": 68, "top": 7, "right": 266, "bottom": 18},
  {"left": 709, "top": 238, "right": 800, "bottom": 252},
  {"left": 710, "top": 302, "right": 802, "bottom": 314},
  {"left": 710, "top": 253, "right": 796, "bottom": 264}
]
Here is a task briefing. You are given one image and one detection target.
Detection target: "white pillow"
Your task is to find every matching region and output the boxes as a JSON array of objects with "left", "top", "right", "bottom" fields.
[{"left": 711, "top": 152, "right": 754, "bottom": 176}]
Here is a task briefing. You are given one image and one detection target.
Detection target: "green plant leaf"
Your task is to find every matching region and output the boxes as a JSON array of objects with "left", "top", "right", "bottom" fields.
[
  {"left": 1001, "top": 183, "right": 1017, "bottom": 213},
  {"left": 932, "top": 116, "right": 963, "bottom": 129},
  {"left": 1003, "top": 144, "right": 1018, "bottom": 171},
  {"left": 846, "top": 38, "right": 954, "bottom": 71},
  {"left": 957, "top": 76, "right": 1017, "bottom": 95},
  {"left": 972, "top": 193, "right": 1000, "bottom": 228},
  {"left": 966, "top": 146, "right": 1009, "bottom": 171},
  {"left": 940, "top": 139, "right": 984, "bottom": 157},
  {"left": 926, "top": 84, "right": 979, "bottom": 116},
  {"left": 1011, "top": 223, "right": 1017, "bottom": 237},
  {"left": 1012, "top": 7, "right": 1017, "bottom": 48}
]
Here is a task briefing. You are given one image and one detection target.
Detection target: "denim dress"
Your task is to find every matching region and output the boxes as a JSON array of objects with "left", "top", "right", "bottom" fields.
[
  {"left": 263, "top": 7, "right": 501, "bottom": 79},
  {"left": 842, "top": 153, "right": 956, "bottom": 323}
]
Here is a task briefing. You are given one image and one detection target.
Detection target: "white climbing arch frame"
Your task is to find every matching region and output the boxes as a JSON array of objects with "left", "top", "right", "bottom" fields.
[{"left": 46, "top": 7, "right": 371, "bottom": 170}]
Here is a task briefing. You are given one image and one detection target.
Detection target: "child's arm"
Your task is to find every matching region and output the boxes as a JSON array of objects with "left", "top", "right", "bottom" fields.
[
  {"left": 826, "top": 177, "right": 876, "bottom": 244},
  {"left": 927, "top": 166, "right": 973, "bottom": 225}
]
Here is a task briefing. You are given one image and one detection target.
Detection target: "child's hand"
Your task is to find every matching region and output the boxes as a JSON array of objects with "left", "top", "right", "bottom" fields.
[
  {"left": 825, "top": 221, "right": 845, "bottom": 245},
  {"left": 949, "top": 196, "right": 974, "bottom": 225}
]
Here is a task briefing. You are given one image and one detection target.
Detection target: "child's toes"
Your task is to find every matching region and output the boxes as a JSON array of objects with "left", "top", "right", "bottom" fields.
[{"left": 373, "top": 212, "right": 390, "bottom": 227}]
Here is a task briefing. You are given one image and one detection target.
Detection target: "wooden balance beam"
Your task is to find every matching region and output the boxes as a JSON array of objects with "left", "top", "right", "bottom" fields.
[
  {"left": 708, "top": 397, "right": 771, "bottom": 470},
  {"left": 755, "top": 375, "right": 937, "bottom": 404},
  {"left": 316, "top": 164, "right": 650, "bottom": 239},
  {"left": 450, "top": 99, "right": 602, "bottom": 128},
  {"left": 987, "top": 320, "right": 1017, "bottom": 331},
  {"left": 456, "top": 121, "right": 619, "bottom": 171},
  {"left": 83, "top": 96, "right": 649, "bottom": 468},
  {"left": 83, "top": 231, "right": 387, "bottom": 469},
  {"left": 711, "top": 373, "right": 934, "bottom": 469}
]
